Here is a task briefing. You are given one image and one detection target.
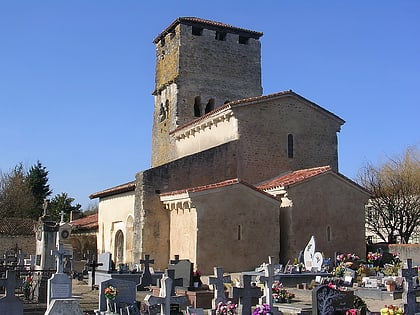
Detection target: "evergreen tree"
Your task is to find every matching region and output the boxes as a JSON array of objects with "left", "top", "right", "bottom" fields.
[
  {"left": 26, "top": 161, "right": 52, "bottom": 219},
  {"left": 49, "top": 192, "right": 82, "bottom": 222}
]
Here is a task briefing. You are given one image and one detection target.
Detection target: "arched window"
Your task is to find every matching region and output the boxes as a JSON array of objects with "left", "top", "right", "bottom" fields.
[
  {"left": 205, "top": 98, "right": 214, "bottom": 114},
  {"left": 194, "top": 96, "right": 201, "bottom": 117},
  {"left": 287, "top": 134, "right": 294, "bottom": 159},
  {"left": 114, "top": 230, "right": 124, "bottom": 265}
]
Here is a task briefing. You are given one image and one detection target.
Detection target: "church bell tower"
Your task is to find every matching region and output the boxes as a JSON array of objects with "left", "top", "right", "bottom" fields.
[{"left": 151, "top": 17, "right": 263, "bottom": 167}]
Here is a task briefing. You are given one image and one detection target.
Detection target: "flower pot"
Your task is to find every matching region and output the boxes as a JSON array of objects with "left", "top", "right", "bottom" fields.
[{"left": 386, "top": 284, "right": 396, "bottom": 292}]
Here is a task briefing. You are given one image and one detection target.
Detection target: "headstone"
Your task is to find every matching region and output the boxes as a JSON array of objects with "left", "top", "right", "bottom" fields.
[
  {"left": 258, "top": 263, "right": 280, "bottom": 315},
  {"left": 312, "top": 284, "right": 354, "bottom": 315},
  {"left": 165, "top": 269, "right": 183, "bottom": 296},
  {"left": 232, "top": 274, "right": 262, "bottom": 315},
  {"left": 0, "top": 270, "right": 23, "bottom": 315},
  {"left": 168, "top": 258, "right": 193, "bottom": 288},
  {"left": 312, "top": 252, "right": 323, "bottom": 272},
  {"left": 400, "top": 258, "right": 418, "bottom": 315},
  {"left": 209, "top": 267, "right": 231, "bottom": 309},
  {"left": 97, "top": 252, "right": 113, "bottom": 273},
  {"left": 47, "top": 243, "right": 73, "bottom": 307},
  {"left": 144, "top": 275, "right": 187, "bottom": 315},
  {"left": 44, "top": 299, "right": 83, "bottom": 315},
  {"left": 138, "top": 254, "right": 154, "bottom": 290},
  {"left": 99, "top": 278, "right": 137, "bottom": 312}
]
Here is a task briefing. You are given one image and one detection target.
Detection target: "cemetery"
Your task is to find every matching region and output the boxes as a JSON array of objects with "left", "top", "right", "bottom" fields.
[{"left": 2, "top": 231, "right": 420, "bottom": 315}]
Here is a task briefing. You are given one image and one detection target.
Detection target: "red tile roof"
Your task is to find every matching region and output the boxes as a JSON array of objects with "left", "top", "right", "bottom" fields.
[
  {"left": 257, "top": 166, "right": 332, "bottom": 190},
  {"left": 90, "top": 181, "right": 135, "bottom": 199},
  {"left": 0, "top": 218, "right": 36, "bottom": 236},
  {"left": 170, "top": 90, "right": 344, "bottom": 135},
  {"left": 154, "top": 17, "right": 263, "bottom": 43},
  {"left": 71, "top": 213, "right": 98, "bottom": 231},
  {"left": 160, "top": 178, "right": 277, "bottom": 201}
]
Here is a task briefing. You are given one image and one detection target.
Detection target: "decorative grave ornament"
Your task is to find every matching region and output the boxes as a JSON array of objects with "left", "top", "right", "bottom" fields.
[
  {"left": 303, "top": 236, "right": 324, "bottom": 271},
  {"left": 312, "top": 284, "right": 354, "bottom": 315}
]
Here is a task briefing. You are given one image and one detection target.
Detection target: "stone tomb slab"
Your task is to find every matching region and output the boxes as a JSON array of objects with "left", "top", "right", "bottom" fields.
[
  {"left": 44, "top": 298, "right": 83, "bottom": 315},
  {"left": 47, "top": 273, "right": 72, "bottom": 306},
  {"left": 312, "top": 285, "right": 354, "bottom": 315},
  {"left": 99, "top": 278, "right": 137, "bottom": 312}
]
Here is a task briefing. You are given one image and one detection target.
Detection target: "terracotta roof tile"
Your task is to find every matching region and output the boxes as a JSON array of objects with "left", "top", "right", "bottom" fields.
[
  {"left": 257, "top": 166, "right": 332, "bottom": 190},
  {"left": 160, "top": 178, "right": 277, "bottom": 201},
  {"left": 0, "top": 218, "right": 36, "bottom": 236},
  {"left": 154, "top": 17, "right": 263, "bottom": 43},
  {"left": 71, "top": 213, "right": 98, "bottom": 230},
  {"left": 90, "top": 181, "right": 135, "bottom": 200}
]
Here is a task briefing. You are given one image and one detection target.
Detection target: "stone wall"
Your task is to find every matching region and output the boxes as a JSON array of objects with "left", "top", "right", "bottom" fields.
[
  {"left": 0, "top": 235, "right": 36, "bottom": 257},
  {"left": 133, "top": 141, "right": 240, "bottom": 268},
  {"left": 235, "top": 95, "right": 342, "bottom": 184}
]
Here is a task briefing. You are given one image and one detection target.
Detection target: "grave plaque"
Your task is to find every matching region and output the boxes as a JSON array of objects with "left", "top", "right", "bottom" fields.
[
  {"left": 97, "top": 252, "right": 113, "bottom": 273},
  {"left": 312, "top": 285, "right": 354, "bottom": 315},
  {"left": 168, "top": 259, "right": 193, "bottom": 288},
  {"left": 99, "top": 278, "right": 137, "bottom": 311}
]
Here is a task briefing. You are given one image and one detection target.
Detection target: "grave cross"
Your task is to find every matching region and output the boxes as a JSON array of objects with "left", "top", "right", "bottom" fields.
[
  {"left": 86, "top": 259, "right": 103, "bottom": 290},
  {"left": 233, "top": 274, "right": 262, "bottom": 315},
  {"left": 51, "top": 243, "right": 71, "bottom": 274},
  {"left": 144, "top": 275, "right": 187, "bottom": 315},
  {"left": 138, "top": 254, "right": 155, "bottom": 289},
  {"left": 0, "top": 270, "right": 23, "bottom": 299},
  {"left": 401, "top": 259, "right": 418, "bottom": 315},
  {"left": 259, "top": 263, "right": 280, "bottom": 315},
  {"left": 209, "top": 267, "right": 231, "bottom": 309},
  {"left": 170, "top": 255, "right": 180, "bottom": 265}
]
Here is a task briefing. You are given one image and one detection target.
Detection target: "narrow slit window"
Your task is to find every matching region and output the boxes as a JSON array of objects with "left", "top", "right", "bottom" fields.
[
  {"left": 215, "top": 31, "right": 226, "bottom": 41},
  {"left": 287, "top": 134, "right": 294, "bottom": 158},
  {"left": 237, "top": 225, "right": 242, "bottom": 240},
  {"left": 327, "top": 226, "right": 331, "bottom": 241},
  {"left": 194, "top": 96, "right": 201, "bottom": 117},
  {"left": 239, "top": 36, "right": 249, "bottom": 44},
  {"left": 192, "top": 26, "right": 203, "bottom": 36}
]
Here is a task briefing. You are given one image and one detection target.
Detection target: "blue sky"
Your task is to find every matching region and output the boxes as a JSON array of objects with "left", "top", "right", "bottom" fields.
[{"left": 1, "top": 1, "right": 419, "bottom": 210}]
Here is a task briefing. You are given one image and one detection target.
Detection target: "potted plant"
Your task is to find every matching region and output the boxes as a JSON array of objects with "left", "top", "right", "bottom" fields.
[
  {"left": 252, "top": 304, "right": 272, "bottom": 314},
  {"left": 215, "top": 301, "right": 237, "bottom": 314},
  {"left": 104, "top": 285, "right": 118, "bottom": 314}
]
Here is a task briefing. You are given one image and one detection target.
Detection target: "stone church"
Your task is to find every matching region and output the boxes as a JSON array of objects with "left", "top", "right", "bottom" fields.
[{"left": 90, "top": 17, "right": 370, "bottom": 274}]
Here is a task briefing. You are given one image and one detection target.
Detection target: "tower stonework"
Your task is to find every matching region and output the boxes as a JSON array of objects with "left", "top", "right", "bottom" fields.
[{"left": 151, "top": 17, "right": 263, "bottom": 167}]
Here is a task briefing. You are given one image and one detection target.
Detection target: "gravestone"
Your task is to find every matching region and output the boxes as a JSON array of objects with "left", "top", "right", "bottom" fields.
[
  {"left": 232, "top": 274, "right": 262, "bottom": 315},
  {"left": 209, "top": 267, "right": 231, "bottom": 309},
  {"left": 144, "top": 275, "right": 187, "bottom": 315},
  {"left": 303, "top": 236, "right": 315, "bottom": 270},
  {"left": 312, "top": 252, "right": 323, "bottom": 272},
  {"left": 166, "top": 269, "right": 183, "bottom": 296},
  {"left": 312, "top": 284, "right": 354, "bottom": 315},
  {"left": 98, "top": 277, "right": 137, "bottom": 312},
  {"left": 86, "top": 259, "right": 103, "bottom": 290},
  {"left": 258, "top": 263, "right": 280, "bottom": 315},
  {"left": 400, "top": 259, "right": 418, "bottom": 315},
  {"left": 138, "top": 254, "right": 155, "bottom": 290},
  {"left": 0, "top": 270, "right": 23, "bottom": 315},
  {"left": 97, "top": 252, "right": 113, "bottom": 273},
  {"left": 44, "top": 299, "right": 83, "bottom": 315},
  {"left": 47, "top": 243, "right": 73, "bottom": 307},
  {"left": 168, "top": 258, "right": 193, "bottom": 288}
]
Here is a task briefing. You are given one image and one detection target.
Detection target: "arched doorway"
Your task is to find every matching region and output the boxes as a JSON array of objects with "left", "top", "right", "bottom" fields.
[{"left": 114, "top": 230, "right": 124, "bottom": 265}]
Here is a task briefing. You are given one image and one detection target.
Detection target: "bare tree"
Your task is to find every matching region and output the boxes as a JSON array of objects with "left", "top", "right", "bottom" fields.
[{"left": 358, "top": 146, "right": 420, "bottom": 243}]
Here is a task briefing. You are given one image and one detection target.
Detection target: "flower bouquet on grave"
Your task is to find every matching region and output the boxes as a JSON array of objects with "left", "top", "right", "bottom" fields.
[
  {"left": 192, "top": 269, "right": 202, "bottom": 288},
  {"left": 215, "top": 301, "right": 238, "bottom": 315},
  {"left": 104, "top": 285, "right": 118, "bottom": 314},
  {"left": 380, "top": 304, "right": 404, "bottom": 315},
  {"left": 272, "top": 281, "right": 295, "bottom": 303},
  {"left": 252, "top": 304, "right": 272, "bottom": 315}
]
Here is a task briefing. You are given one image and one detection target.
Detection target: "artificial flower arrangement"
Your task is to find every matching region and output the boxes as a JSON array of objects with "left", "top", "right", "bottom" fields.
[
  {"left": 104, "top": 285, "right": 118, "bottom": 300},
  {"left": 367, "top": 252, "right": 383, "bottom": 264},
  {"left": 380, "top": 305, "right": 404, "bottom": 315},
  {"left": 252, "top": 304, "right": 272, "bottom": 315},
  {"left": 215, "top": 301, "right": 237, "bottom": 315},
  {"left": 272, "top": 281, "right": 295, "bottom": 303}
]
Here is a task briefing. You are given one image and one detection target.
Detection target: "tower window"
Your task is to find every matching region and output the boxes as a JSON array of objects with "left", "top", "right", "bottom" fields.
[
  {"left": 194, "top": 96, "right": 201, "bottom": 117},
  {"left": 160, "top": 38, "right": 165, "bottom": 47},
  {"left": 205, "top": 99, "right": 214, "bottom": 114},
  {"left": 237, "top": 225, "right": 242, "bottom": 240},
  {"left": 327, "top": 226, "right": 331, "bottom": 241},
  {"left": 192, "top": 26, "right": 203, "bottom": 36},
  {"left": 239, "top": 36, "right": 249, "bottom": 44},
  {"left": 215, "top": 31, "right": 226, "bottom": 41},
  {"left": 287, "top": 134, "right": 294, "bottom": 158}
]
